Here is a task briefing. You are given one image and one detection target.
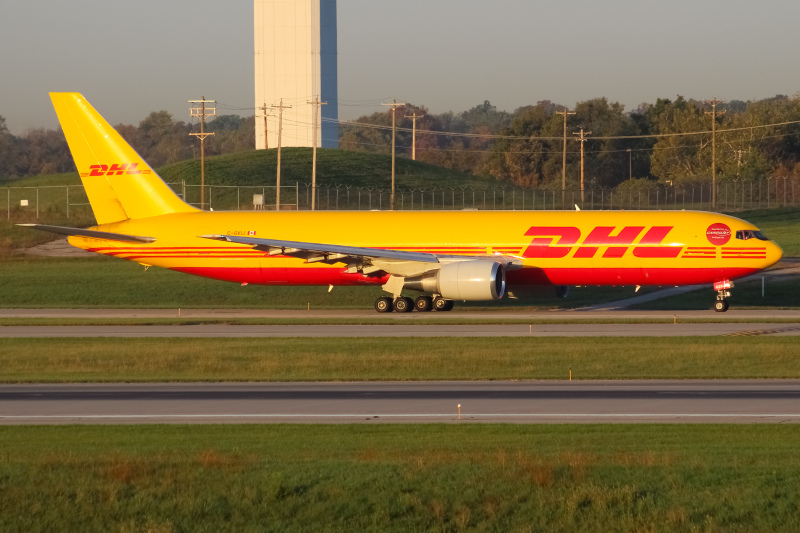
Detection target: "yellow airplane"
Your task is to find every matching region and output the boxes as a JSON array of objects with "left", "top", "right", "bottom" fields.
[{"left": 22, "top": 93, "right": 783, "bottom": 313}]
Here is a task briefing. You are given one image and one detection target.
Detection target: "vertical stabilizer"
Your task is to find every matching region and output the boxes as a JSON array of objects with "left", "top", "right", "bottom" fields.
[{"left": 50, "top": 92, "right": 197, "bottom": 223}]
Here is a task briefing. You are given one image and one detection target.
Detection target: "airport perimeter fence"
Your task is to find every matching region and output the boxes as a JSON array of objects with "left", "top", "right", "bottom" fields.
[{"left": 2, "top": 177, "right": 798, "bottom": 222}]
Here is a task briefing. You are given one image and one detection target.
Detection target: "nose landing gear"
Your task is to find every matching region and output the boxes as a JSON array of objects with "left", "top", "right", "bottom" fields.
[{"left": 713, "top": 280, "right": 733, "bottom": 313}]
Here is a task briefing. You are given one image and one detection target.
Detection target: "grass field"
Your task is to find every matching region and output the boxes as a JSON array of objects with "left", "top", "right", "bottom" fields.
[
  {"left": 634, "top": 277, "right": 800, "bottom": 311},
  {"left": 1, "top": 254, "right": 798, "bottom": 310},
  {"left": 735, "top": 207, "right": 800, "bottom": 257},
  {"left": 0, "top": 149, "right": 499, "bottom": 225},
  {"left": 0, "top": 256, "right": 645, "bottom": 310},
  {"left": 159, "top": 148, "right": 498, "bottom": 190},
  {"left": 1, "top": 337, "right": 798, "bottom": 382},
  {"left": 2, "top": 424, "right": 800, "bottom": 532}
]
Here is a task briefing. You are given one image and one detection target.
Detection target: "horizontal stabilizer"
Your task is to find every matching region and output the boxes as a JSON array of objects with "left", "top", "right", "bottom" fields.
[{"left": 18, "top": 224, "right": 156, "bottom": 243}]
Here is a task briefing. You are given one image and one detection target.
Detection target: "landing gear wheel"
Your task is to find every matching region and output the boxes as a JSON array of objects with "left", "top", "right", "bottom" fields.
[
  {"left": 714, "top": 300, "right": 729, "bottom": 313},
  {"left": 375, "top": 297, "right": 393, "bottom": 313},
  {"left": 415, "top": 296, "right": 433, "bottom": 312},
  {"left": 394, "top": 296, "right": 414, "bottom": 313},
  {"left": 433, "top": 297, "right": 454, "bottom": 312}
]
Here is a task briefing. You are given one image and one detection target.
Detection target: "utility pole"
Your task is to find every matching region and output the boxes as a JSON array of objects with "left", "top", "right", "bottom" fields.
[
  {"left": 572, "top": 128, "right": 591, "bottom": 204},
  {"left": 555, "top": 107, "right": 575, "bottom": 207},
  {"left": 261, "top": 104, "right": 271, "bottom": 150},
  {"left": 271, "top": 99, "right": 292, "bottom": 211},
  {"left": 189, "top": 97, "right": 216, "bottom": 210},
  {"left": 308, "top": 96, "right": 327, "bottom": 211},
  {"left": 407, "top": 112, "right": 425, "bottom": 160},
  {"left": 382, "top": 99, "right": 405, "bottom": 209},
  {"left": 704, "top": 97, "right": 725, "bottom": 209},
  {"left": 627, "top": 148, "right": 632, "bottom": 181}
]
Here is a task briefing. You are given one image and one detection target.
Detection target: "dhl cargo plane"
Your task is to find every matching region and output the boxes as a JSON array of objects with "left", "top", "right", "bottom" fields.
[{"left": 22, "top": 93, "right": 783, "bottom": 313}]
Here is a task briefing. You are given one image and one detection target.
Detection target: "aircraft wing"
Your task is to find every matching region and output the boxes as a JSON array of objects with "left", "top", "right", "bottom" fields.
[
  {"left": 200, "top": 234, "right": 522, "bottom": 279},
  {"left": 201, "top": 234, "right": 438, "bottom": 274},
  {"left": 18, "top": 224, "right": 157, "bottom": 244}
]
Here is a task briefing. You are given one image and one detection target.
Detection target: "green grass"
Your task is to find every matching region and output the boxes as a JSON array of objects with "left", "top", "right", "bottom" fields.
[
  {"left": 1, "top": 149, "right": 502, "bottom": 221},
  {"left": 731, "top": 207, "right": 800, "bottom": 257},
  {"left": 2, "top": 424, "right": 800, "bottom": 532},
  {"left": 634, "top": 277, "right": 800, "bottom": 311},
  {"left": 2, "top": 149, "right": 498, "bottom": 191},
  {"left": 1, "top": 337, "right": 799, "bottom": 382},
  {"left": 159, "top": 148, "right": 498, "bottom": 190},
  {"left": 0, "top": 256, "right": 648, "bottom": 310}
]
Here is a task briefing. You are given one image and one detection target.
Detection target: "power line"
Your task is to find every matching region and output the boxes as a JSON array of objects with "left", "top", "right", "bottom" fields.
[
  {"left": 705, "top": 97, "right": 726, "bottom": 209},
  {"left": 381, "top": 99, "right": 405, "bottom": 209},
  {"left": 271, "top": 99, "right": 292, "bottom": 211},
  {"left": 215, "top": 99, "right": 800, "bottom": 142},
  {"left": 308, "top": 96, "right": 327, "bottom": 211},
  {"left": 332, "top": 117, "right": 800, "bottom": 141},
  {"left": 573, "top": 128, "right": 591, "bottom": 203},
  {"left": 555, "top": 107, "right": 575, "bottom": 202},
  {"left": 407, "top": 112, "right": 425, "bottom": 161},
  {"left": 188, "top": 97, "right": 216, "bottom": 210}
]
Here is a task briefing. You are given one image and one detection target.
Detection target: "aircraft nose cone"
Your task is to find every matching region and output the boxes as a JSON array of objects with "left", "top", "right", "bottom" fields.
[{"left": 767, "top": 240, "right": 783, "bottom": 267}]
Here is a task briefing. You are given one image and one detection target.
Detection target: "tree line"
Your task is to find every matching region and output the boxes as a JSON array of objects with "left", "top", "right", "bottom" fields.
[
  {"left": 2, "top": 94, "right": 800, "bottom": 189},
  {"left": 0, "top": 112, "right": 255, "bottom": 179},
  {"left": 341, "top": 95, "right": 800, "bottom": 189}
]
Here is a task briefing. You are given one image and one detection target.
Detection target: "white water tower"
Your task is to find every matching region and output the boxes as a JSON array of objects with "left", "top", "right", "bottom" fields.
[{"left": 254, "top": 0, "right": 339, "bottom": 149}]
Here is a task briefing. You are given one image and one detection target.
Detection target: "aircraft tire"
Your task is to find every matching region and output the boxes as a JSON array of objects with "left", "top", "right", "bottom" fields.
[
  {"left": 394, "top": 297, "right": 414, "bottom": 313},
  {"left": 415, "top": 296, "right": 433, "bottom": 312},
  {"left": 714, "top": 300, "right": 729, "bottom": 313},
  {"left": 433, "top": 297, "right": 454, "bottom": 311},
  {"left": 375, "top": 297, "right": 394, "bottom": 313}
]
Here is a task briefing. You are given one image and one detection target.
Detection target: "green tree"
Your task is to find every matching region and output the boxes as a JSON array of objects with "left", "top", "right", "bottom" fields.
[{"left": 0, "top": 116, "right": 19, "bottom": 178}]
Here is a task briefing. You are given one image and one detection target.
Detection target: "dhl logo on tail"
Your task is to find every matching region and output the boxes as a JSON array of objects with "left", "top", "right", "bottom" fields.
[{"left": 81, "top": 163, "right": 151, "bottom": 177}]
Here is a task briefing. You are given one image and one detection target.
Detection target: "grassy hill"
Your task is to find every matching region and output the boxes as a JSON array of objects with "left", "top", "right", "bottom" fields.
[
  {"left": 160, "top": 148, "right": 498, "bottom": 190},
  {"left": 2, "top": 148, "right": 501, "bottom": 216},
  {"left": 2, "top": 148, "right": 499, "bottom": 191}
]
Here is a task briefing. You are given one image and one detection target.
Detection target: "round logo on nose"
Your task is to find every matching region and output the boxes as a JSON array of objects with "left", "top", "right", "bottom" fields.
[{"left": 706, "top": 223, "right": 731, "bottom": 245}]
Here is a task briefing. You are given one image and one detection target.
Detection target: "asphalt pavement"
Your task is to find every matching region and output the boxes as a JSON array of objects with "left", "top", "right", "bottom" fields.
[
  {"left": 1, "top": 322, "right": 800, "bottom": 337},
  {"left": 3, "top": 380, "right": 800, "bottom": 424}
]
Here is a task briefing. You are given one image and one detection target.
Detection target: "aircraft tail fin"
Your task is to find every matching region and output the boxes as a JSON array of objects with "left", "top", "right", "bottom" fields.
[{"left": 50, "top": 92, "right": 197, "bottom": 224}]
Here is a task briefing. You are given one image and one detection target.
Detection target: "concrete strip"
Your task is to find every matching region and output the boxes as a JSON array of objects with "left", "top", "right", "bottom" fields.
[
  {"left": 2, "top": 323, "right": 800, "bottom": 337},
  {"left": 2, "top": 380, "right": 800, "bottom": 425},
  {"left": 1, "top": 309, "right": 799, "bottom": 320}
]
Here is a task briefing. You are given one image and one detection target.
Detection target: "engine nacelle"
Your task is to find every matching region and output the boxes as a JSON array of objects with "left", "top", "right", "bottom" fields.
[{"left": 405, "top": 261, "right": 505, "bottom": 301}]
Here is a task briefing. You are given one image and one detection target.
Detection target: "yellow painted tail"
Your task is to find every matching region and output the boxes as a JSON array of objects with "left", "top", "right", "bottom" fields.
[{"left": 51, "top": 92, "right": 197, "bottom": 224}]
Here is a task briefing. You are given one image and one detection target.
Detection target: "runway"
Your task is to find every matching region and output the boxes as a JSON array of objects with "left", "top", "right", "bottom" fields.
[
  {"left": 2, "top": 322, "right": 800, "bottom": 337},
  {"left": 2, "top": 308, "right": 800, "bottom": 320},
  {"left": 2, "top": 381, "right": 799, "bottom": 424}
]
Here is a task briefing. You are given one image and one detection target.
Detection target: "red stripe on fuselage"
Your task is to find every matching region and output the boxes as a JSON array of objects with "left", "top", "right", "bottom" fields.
[{"left": 169, "top": 264, "right": 761, "bottom": 288}]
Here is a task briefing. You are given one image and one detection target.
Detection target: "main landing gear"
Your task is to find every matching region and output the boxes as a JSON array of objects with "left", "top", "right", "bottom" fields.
[
  {"left": 713, "top": 279, "right": 733, "bottom": 313},
  {"left": 374, "top": 295, "right": 454, "bottom": 313}
]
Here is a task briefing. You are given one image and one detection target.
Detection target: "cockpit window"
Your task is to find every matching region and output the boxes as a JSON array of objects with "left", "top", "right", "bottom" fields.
[{"left": 736, "top": 230, "right": 770, "bottom": 241}]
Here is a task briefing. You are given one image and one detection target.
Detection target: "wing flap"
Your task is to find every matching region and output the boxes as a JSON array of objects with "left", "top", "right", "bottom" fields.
[{"left": 201, "top": 234, "right": 439, "bottom": 264}]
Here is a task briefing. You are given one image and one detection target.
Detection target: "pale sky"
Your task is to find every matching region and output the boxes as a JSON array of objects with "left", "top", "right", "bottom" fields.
[{"left": 2, "top": 0, "right": 799, "bottom": 133}]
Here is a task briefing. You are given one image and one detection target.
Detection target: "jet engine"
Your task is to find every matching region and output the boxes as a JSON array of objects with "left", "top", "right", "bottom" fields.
[{"left": 405, "top": 261, "right": 505, "bottom": 300}]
